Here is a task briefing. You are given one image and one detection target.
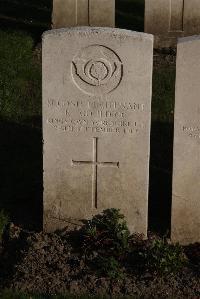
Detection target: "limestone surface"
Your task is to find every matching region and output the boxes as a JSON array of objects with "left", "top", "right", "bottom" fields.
[
  {"left": 145, "top": 0, "right": 200, "bottom": 48},
  {"left": 172, "top": 35, "right": 200, "bottom": 245},
  {"left": 52, "top": 0, "right": 115, "bottom": 29},
  {"left": 42, "top": 27, "right": 153, "bottom": 235}
]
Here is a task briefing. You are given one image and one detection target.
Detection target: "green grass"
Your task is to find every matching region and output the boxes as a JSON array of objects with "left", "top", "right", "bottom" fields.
[
  {"left": 152, "top": 67, "right": 176, "bottom": 122},
  {"left": 0, "top": 29, "right": 42, "bottom": 230},
  {"left": 0, "top": 0, "right": 51, "bottom": 39},
  {"left": 0, "top": 210, "right": 9, "bottom": 241},
  {"left": 0, "top": 0, "right": 51, "bottom": 26},
  {"left": 0, "top": 0, "right": 144, "bottom": 32},
  {"left": 0, "top": 30, "right": 41, "bottom": 126}
]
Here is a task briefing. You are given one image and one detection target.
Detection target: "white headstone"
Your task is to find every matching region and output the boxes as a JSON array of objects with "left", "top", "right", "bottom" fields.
[
  {"left": 172, "top": 35, "right": 200, "bottom": 245},
  {"left": 145, "top": 0, "right": 200, "bottom": 48},
  {"left": 43, "top": 27, "right": 153, "bottom": 235},
  {"left": 52, "top": 0, "right": 115, "bottom": 29}
]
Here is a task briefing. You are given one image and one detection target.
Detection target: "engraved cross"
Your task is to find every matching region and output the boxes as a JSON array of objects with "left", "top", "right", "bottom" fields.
[{"left": 72, "top": 137, "right": 119, "bottom": 209}]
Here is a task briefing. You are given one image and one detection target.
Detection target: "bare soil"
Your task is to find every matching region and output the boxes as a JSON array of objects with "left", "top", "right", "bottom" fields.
[{"left": 0, "top": 224, "right": 199, "bottom": 298}]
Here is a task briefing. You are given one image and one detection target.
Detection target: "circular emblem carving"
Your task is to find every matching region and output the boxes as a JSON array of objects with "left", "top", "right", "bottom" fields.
[{"left": 71, "top": 45, "right": 123, "bottom": 95}]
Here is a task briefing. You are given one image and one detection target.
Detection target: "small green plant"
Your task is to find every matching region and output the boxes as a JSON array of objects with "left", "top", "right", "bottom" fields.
[
  {"left": 82, "top": 208, "right": 130, "bottom": 256},
  {"left": 0, "top": 210, "right": 9, "bottom": 242},
  {"left": 81, "top": 209, "right": 130, "bottom": 279},
  {"left": 96, "top": 256, "right": 124, "bottom": 280},
  {"left": 141, "top": 239, "right": 187, "bottom": 275}
]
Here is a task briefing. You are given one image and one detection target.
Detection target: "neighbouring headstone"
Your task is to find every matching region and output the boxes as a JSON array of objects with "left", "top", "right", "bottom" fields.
[
  {"left": 172, "top": 36, "right": 200, "bottom": 245},
  {"left": 52, "top": 0, "right": 115, "bottom": 29},
  {"left": 43, "top": 27, "right": 153, "bottom": 235},
  {"left": 145, "top": 0, "right": 200, "bottom": 48}
]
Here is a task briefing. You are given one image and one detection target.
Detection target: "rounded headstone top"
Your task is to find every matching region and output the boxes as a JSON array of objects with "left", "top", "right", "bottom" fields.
[
  {"left": 42, "top": 27, "right": 153, "bottom": 42},
  {"left": 178, "top": 34, "right": 200, "bottom": 44}
]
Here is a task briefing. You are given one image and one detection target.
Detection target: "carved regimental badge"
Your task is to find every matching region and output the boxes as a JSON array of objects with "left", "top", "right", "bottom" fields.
[{"left": 71, "top": 45, "right": 123, "bottom": 95}]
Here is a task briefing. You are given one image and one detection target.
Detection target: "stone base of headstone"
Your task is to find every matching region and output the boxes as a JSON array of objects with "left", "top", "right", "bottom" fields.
[{"left": 44, "top": 213, "right": 82, "bottom": 232}]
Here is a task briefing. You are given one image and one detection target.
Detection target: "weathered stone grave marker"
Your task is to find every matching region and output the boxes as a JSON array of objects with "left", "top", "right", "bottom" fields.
[
  {"left": 72, "top": 137, "right": 120, "bottom": 209},
  {"left": 52, "top": 0, "right": 115, "bottom": 29},
  {"left": 145, "top": 0, "right": 200, "bottom": 48},
  {"left": 172, "top": 36, "right": 200, "bottom": 244},
  {"left": 43, "top": 27, "right": 153, "bottom": 235}
]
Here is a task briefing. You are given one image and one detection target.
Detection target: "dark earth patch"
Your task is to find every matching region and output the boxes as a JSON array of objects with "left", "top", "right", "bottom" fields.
[{"left": 0, "top": 224, "right": 199, "bottom": 298}]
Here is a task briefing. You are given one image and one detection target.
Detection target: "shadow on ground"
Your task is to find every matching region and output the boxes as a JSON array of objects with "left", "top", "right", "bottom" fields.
[
  {"left": 0, "top": 0, "right": 145, "bottom": 41},
  {"left": 148, "top": 121, "right": 174, "bottom": 236},
  {"left": 0, "top": 0, "right": 52, "bottom": 42},
  {"left": 0, "top": 120, "right": 43, "bottom": 231},
  {"left": 116, "top": 0, "right": 144, "bottom": 31}
]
